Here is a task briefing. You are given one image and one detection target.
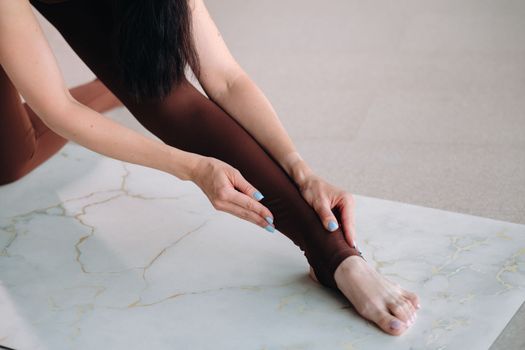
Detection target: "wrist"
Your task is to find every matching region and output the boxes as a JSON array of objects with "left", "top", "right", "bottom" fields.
[
  {"left": 281, "top": 151, "right": 314, "bottom": 188},
  {"left": 165, "top": 146, "right": 203, "bottom": 181}
]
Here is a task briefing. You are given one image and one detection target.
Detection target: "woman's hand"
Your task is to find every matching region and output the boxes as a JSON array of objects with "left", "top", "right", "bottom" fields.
[
  {"left": 189, "top": 155, "right": 276, "bottom": 233},
  {"left": 298, "top": 172, "right": 358, "bottom": 249},
  {"left": 281, "top": 151, "right": 358, "bottom": 249}
]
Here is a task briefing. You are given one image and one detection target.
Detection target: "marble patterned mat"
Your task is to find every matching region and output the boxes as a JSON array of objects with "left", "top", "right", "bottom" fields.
[{"left": 0, "top": 142, "right": 524, "bottom": 350}]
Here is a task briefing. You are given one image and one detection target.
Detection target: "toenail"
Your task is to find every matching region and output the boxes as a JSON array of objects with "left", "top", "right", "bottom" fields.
[{"left": 389, "top": 319, "right": 403, "bottom": 330}]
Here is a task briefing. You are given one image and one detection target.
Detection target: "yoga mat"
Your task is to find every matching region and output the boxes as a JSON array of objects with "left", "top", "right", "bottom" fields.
[{"left": 0, "top": 142, "right": 524, "bottom": 349}]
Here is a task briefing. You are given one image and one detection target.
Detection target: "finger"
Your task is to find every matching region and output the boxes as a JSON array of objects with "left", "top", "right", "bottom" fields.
[
  {"left": 339, "top": 194, "right": 356, "bottom": 248},
  {"left": 217, "top": 199, "right": 275, "bottom": 233},
  {"left": 313, "top": 197, "right": 339, "bottom": 232},
  {"left": 229, "top": 169, "right": 274, "bottom": 224},
  {"left": 228, "top": 189, "right": 275, "bottom": 227},
  {"left": 230, "top": 168, "right": 265, "bottom": 202}
]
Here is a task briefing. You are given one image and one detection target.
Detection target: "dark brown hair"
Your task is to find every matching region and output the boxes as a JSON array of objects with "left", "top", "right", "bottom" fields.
[{"left": 111, "top": 0, "right": 201, "bottom": 102}]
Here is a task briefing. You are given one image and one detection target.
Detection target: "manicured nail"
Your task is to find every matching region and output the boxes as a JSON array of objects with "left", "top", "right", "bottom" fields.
[
  {"left": 389, "top": 319, "right": 403, "bottom": 330},
  {"left": 327, "top": 220, "right": 338, "bottom": 232},
  {"left": 265, "top": 224, "right": 275, "bottom": 233},
  {"left": 265, "top": 216, "right": 273, "bottom": 224},
  {"left": 253, "top": 191, "right": 264, "bottom": 201},
  {"left": 417, "top": 303, "right": 421, "bottom": 309}
]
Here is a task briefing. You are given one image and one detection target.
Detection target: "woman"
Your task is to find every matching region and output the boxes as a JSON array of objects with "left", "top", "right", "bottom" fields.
[{"left": 0, "top": 0, "right": 420, "bottom": 335}]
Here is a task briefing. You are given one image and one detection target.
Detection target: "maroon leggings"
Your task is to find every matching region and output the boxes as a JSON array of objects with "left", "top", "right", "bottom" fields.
[{"left": 1, "top": 0, "right": 361, "bottom": 291}]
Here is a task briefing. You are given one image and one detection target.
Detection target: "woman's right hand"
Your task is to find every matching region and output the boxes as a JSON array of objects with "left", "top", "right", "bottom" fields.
[{"left": 189, "top": 155, "right": 276, "bottom": 233}]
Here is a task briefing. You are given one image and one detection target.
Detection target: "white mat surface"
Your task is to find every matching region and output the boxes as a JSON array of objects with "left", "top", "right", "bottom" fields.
[{"left": 0, "top": 142, "right": 524, "bottom": 350}]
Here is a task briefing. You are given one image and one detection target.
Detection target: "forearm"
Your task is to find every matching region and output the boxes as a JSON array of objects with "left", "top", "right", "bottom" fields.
[
  {"left": 44, "top": 99, "right": 199, "bottom": 181},
  {"left": 211, "top": 72, "right": 313, "bottom": 185}
]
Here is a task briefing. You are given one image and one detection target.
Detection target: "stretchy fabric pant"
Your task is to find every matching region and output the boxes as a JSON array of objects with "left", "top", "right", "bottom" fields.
[{"left": 0, "top": 0, "right": 361, "bottom": 291}]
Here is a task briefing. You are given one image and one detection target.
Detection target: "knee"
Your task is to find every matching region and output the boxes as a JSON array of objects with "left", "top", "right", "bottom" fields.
[
  {"left": 0, "top": 167, "right": 28, "bottom": 186},
  {"left": 164, "top": 78, "right": 218, "bottom": 120},
  {"left": 0, "top": 144, "right": 36, "bottom": 186}
]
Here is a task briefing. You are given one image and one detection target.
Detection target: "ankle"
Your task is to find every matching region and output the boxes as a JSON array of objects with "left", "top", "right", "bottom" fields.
[{"left": 334, "top": 255, "right": 366, "bottom": 285}]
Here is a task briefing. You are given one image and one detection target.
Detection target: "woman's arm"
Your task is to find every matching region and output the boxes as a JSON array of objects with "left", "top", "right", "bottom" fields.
[
  {"left": 189, "top": 0, "right": 314, "bottom": 188},
  {"left": 0, "top": 0, "right": 199, "bottom": 181}
]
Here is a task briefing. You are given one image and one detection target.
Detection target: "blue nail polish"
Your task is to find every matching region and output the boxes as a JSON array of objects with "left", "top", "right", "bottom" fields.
[
  {"left": 327, "top": 220, "right": 338, "bottom": 232},
  {"left": 265, "top": 225, "right": 275, "bottom": 233},
  {"left": 253, "top": 191, "right": 264, "bottom": 201},
  {"left": 265, "top": 216, "right": 273, "bottom": 224}
]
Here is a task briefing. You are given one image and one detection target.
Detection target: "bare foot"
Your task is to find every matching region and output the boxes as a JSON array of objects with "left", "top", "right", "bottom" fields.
[{"left": 309, "top": 256, "right": 421, "bottom": 336}]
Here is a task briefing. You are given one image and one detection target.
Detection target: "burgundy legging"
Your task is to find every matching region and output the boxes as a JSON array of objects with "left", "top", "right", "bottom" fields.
[{"left": 1, "top": 0, "right": 361, "bottom": 291}]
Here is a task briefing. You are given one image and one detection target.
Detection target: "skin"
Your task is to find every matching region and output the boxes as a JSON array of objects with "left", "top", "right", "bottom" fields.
[{"left": 0, "top": 0, "right": 420, "bottom": 335}]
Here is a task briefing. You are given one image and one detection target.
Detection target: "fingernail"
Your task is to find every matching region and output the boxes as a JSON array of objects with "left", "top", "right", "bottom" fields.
[
  {"left": 327, "top": 220, "right": 338, "bottom": 232},
  {"left": 253, "top": 191, "right": 264, "bottom": 201},
  {"left": 265, "top": 216, "right": 273, "bottom": 225},
  {"left": 264, "top": 224, "right": 275, "bottom": 233},
  {"left": 417, "top": 303, "right": 421, "bottom": 309},
  {"left": 389, "top": 319, "right": 403, "bottom": 330}
]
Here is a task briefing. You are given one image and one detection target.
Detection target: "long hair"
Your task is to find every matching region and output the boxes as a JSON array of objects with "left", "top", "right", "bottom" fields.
[{"left": 110, "top": 0, "right": 201, "bottom": 102}]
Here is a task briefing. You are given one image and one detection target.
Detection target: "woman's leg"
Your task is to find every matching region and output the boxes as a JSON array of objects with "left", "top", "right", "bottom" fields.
[
  {"left": 0, "top": 63, "right": 122, "bottom": 185},
  {"left": 28, "top": 0, "right": 360, "bottom": 290},
  {"left": 29, "top": 0, "right": 420, "bottom": 335},
  {"left": 0, "top": 64, "right": 36, "bottom": 185},
  {"left": 133, "top": 77, "right": 364, "bottom": 291}
]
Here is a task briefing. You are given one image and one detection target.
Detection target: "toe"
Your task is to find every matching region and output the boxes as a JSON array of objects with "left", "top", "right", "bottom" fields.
[
  {"left": 404, "top": 298, "right": 417, "bottom": 324},
  {"left": 403, "top": 289, "right": 421, "bottom": 310},
  {"left": 374, "top": 309, "right": 408, "bottom": 336},
  {"left": 387, "top": 300, "right": 412, "bottom": 327}
]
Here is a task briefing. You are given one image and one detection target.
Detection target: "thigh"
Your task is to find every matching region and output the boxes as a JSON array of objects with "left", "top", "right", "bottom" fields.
[
  {"left": 30, "top": 0, "right": 359, "bottom": 290},
  {"left": 0, "top": 63, "right": 69, "bottom": 185},
  {"left": 0, "top": 64, "right": 36, "bottom": 184}
]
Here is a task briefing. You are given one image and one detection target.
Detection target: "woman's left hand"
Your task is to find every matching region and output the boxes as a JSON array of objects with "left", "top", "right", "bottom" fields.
[{"left": 297, "top": 172, "right": 358, "bottom": 249}]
